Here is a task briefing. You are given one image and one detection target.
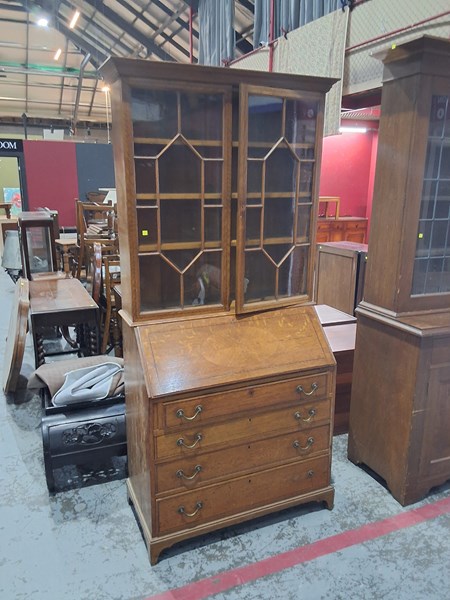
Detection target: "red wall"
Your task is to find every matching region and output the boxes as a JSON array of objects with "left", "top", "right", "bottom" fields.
[
  {"left": 319, "top": 124, "right": 379, "bottom": 224},
  {"left": 23, "top": 140, "right": 79, "bottom": 227}
]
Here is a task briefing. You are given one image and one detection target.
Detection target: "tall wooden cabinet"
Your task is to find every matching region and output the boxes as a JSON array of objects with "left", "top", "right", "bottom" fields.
[
  {"left": 348, "top": 37, "right": 450, "bottom": 505},
  {"left": 103, "top": 58, "right": 336, "bottom": 563}
]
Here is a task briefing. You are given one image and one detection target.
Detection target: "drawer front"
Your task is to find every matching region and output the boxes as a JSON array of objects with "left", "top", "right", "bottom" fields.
[
  {"left": 46, "top": 414, "right": 126, "bottom": 454},
  {"left": 156, "top": 424, "right": 330, "bottom": 494},
  {"left": 155, "top": 398, "right": 331, "bottom": 460},
  {"left": 156, "top": 455, "right": 330, "bottom": 535},
  {"left": 345, "top": 220, "right": 366, "bottom": 230},
  {"left": 157, "top": 373, "right": 330, "bottom": 431}
]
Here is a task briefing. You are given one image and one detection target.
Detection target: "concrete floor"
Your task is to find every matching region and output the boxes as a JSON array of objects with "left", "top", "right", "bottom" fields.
[{"left": 1, "top": 267, "right": 450, "bottom": 600}]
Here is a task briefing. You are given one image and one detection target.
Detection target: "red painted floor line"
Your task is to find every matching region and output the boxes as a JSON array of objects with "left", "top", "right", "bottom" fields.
[{"left": 144, "top": 495, "right": 450, "bottom": 600}]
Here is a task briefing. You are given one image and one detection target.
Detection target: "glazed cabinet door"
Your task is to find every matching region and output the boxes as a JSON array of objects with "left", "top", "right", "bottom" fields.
[
  {"left": 235, "top": 85, "right": 325, "bottom": 313},
  {"left": 128, "top": 82, "right": 232, "bottom": 318}
]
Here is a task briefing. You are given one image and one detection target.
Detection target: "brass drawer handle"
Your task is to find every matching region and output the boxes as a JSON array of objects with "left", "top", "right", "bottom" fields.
[
  {"left": 176, "top": 405, "right": 203, "bottom": 421},
  {"left": 296, "top": 382, "right": 318, "bottom": 396},
  {"left": 176, "top": 465, "right": 202, "bottom": 480},
  {"left": 178, "top": 501, "right": 203, "bottom": 518},
  {"left": 177, "top": 433, "right": 203, "bottom": 449},
  {"left": 294, "top": 408, "right": 316, "bottom": 422},
  {"left": 293, "top": 437, "right": 314, "bottom": 451}
]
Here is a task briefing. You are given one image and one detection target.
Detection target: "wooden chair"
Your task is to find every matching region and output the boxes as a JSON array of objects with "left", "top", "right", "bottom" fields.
[
  {"left": 101, "top": 255, "right": 121, "bottom": 355},
  {"left": 73, "top": 201, "right": 117, "bottom": 279}
]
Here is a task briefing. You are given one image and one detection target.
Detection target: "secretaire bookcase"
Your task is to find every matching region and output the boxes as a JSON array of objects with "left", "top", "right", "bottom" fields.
[
  {"left": 348, "top": 36, "right": 450, "bottom": 506},
  {"left": 102, "top": 57, "right": 336, "bottom": 563}
]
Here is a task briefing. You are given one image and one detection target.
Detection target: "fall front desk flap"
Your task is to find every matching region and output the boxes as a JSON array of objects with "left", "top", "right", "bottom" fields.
[{"left": 135, "top": 305, "right": 335, "bottom": 399}]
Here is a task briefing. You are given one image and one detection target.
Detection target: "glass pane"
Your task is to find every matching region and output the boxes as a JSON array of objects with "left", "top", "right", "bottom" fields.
[
  {"left": 131, "top": 89, "right": 177, "bottom": 138},
  {"left": 137, "top": 206, "right": 157, "bottom": 247},
  {"left": 204, "top": 160, "right": 222, "bottom": 194},
  {"left": 265, "top": 144, "right": 299, "bottom": 194},
  {"left": 264, "top": 197, "right": 295, "bottom": 239},
  {"left": 278, "top": 246, "right": 308, "bottom": 297},
  {"left": 135, "top": 158, "right": 157, "bottom": 194},
  {"left": 423, "top": 140, "right": 442, "bottom": 179},
  {"left": 436, "top": 180, "right": 450, "bottom": 218},
  {"left": 26, "top": 227, "right": 54, "bottom": 273},
  {"left": 162, "top": 249, "right": 199, "bottom": 272},
  {"left": 441, "top": 141, "right": 450, "bottom": 178},
  {"left": 300, "top": 162, "right": 314, "bottom": 194},
  {"left": 180, "top": 92, "right": 223, "bottom": 141},
  {"left": 285, "top": 99, "right": 318, "bottom": 148},
  {"left": 159, "top": 141, "right": 201, "bottom": 194},
  {"left": 419, "top": 180, "right": 437, "bottom": 219},
  {"left": 204, "top": 207, "right": 222, "bottom": 243},
  {"left": 247, "top": 160, "right": 263, "bottom": 194},
  {"left": 139, "top": 254, "right": 180, "bottom": 311},
  {"left": 248, "top": 96, "right": 283, "bottom": 144},
  {"left": 185, "top": 252, "right": 222, "bottom": 306},
  {"left": 431, "top": 221, "right": 449, "bottom": 255},
  {"left": 246, "top": 207, "right": 261, "bottom": 246},
  {"left": 412, "top": 94, "right": 450, "bottom": 295},
  {"left": 160, "top": 199, "right": 201, "bottom": 244},
  {"left": 196, "top": 146, "right": 223, "bottom": 159},
  {"left": 244, "top": 250, "right": 275, "bottom": 302},
  {"left": 296, "top": 205, "right": 311, "bottom": 242},
  {"left": 263, "top": 243, "right": 292, "bottom": 266},
  {"left": 231, "top": 198, "right": 238, "bottom": 243},
  {"left": 429, "top": 95, "right": 448, "bottom": 138}
]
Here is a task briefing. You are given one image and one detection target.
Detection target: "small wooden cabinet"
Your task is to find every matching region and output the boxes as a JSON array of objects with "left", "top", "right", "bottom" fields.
[
  {"left": 18, "top": 211, "right": 57, "bottom": 279},
  {"left": 316, "top": 217, "right": 367, "bottom": 244},
  {"left": 348, "top": 37, "right": 450, "bottom": 505},
  {"left": 103, "top": 58, "right": 336, "bottom": 563},
  {"left": 315, "top": 241, "right": 368, "bottom": 315}
]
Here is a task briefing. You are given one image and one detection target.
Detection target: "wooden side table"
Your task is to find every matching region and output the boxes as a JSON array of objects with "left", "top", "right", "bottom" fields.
[
  {"left": 29, "top": 278, "right": 99, "bottom": 367},
  {"left": 55, "top": 237, "right": 77, "bottom": 276}
]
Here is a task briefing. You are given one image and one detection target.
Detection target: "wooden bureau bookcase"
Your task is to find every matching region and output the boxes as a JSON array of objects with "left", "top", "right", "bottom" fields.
[
  {"left": 348, "top": 37, "right": 450, "bottom": 506},
  {"left": 103, "top": 58, "right": 336, "bottom": 564}
]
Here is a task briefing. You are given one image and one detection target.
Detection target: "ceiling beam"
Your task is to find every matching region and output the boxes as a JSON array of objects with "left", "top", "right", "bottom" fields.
[
  {"left": 83, "top": 0, "right": 174, "bottom": 61},
  {"left": 150, "top": 0, "right": 198, "bottom": 38},
  {"left": 59, "top": 0, "right": 135, "bottom": 61},
  {"left": 114, "top": 0, "right": 191, "bottom": 58}
]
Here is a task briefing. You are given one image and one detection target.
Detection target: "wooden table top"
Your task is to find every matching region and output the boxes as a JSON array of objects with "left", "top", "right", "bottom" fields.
[
  {"left": 55, "top": 237, "right": 77, "bottom": 248},
  {"left": 315, "top": 304, "right": 357, "bottom": 326},
  {"left": 29, "top": 277, "right": 97, "bottom": 314}
]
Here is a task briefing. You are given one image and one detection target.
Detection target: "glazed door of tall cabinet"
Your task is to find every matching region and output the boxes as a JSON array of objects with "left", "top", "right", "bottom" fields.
[
  {"left": 236, "top": 86, "right": 321, "bottom": 313},
  {"left": 130, "top": 82, "right": 232, "bottom": 317}
]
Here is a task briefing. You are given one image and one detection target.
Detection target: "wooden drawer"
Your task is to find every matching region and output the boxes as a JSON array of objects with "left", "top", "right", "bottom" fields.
[
  {"left": 156, "top": 424, "right": 330, "bottom": 494},
  {"left": 155, "top": 397, "right": 331, "bottom": 460},
  {"left": 156, "top": 455, "right": 330, "bottom": 535},
  {"left": 156, "top": 373, "right": 330, "bottom": 431}
]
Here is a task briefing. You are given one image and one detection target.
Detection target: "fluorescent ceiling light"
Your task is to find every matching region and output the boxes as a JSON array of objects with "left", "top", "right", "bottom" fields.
[
  {"left": 339, "top": 126, "right": 367, "bottom": 134},
  {"left": 69, "top": 10, "right": 80, "bottom": 29},
  {"left": 102, "top": 85, "right": 110, "bottom": 93},
  {"left": 54, "top": 48, "right": 62, "bottom": 61},
  {"left": 37, "top": 17, "right": 49, "bottom": 27}
]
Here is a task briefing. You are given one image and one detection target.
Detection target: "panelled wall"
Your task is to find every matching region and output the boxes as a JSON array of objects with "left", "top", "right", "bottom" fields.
[{"left": 23, "top": 141, "right": 115, "bottom": 227}]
